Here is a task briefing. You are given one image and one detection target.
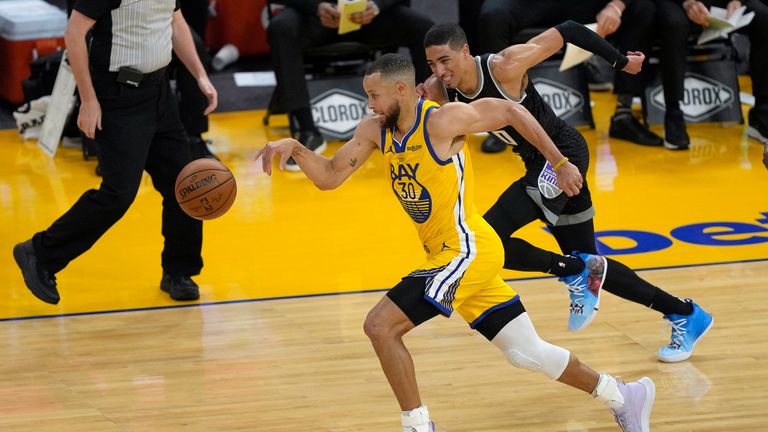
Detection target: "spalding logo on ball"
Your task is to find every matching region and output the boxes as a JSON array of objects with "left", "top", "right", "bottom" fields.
[{"left": 175, "top": 159, "right": 237, "bottom": 220}]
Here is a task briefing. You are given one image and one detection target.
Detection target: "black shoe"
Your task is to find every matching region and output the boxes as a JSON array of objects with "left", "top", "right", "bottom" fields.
[
  {"left": 160, "top": 273, "right": 200, "bottom": 301},
  {"left": 13, "top": 239, "right": 59, "bottom": 304},
  {"left": 747, "top": 109, "right": 768, "bottom": 144},
  {"left": 190, "top": 137, "right": 219, "bottom": 160},
  {"left": 286, "top": 130, "right": 327, "bottom": 172},
  {"left": 481, "top": 135, "right": 507, "bottom": 153},
  {"left": 664, "top": 110, "right": 690, "bottom": 150},
  {"left": 609, "top": 113, "right": 663, "bottom": 146}
]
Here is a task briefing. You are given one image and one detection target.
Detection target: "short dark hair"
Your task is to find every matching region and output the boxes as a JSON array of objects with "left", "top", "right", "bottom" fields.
[
  {"left": 424, "top": 23, "right": 468, "bottom": 50},
  {"left": 364, "top": 53, "right": 415, "bottom": 85}
]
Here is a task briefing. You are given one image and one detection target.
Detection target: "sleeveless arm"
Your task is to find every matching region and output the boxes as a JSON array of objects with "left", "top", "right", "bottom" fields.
[{"left": 256, "top": 116, "right": 380, "bottom": 190}]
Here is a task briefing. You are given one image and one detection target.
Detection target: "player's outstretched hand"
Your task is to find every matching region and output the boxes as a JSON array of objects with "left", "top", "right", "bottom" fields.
[
  {"left": 556, "top": 161, "right": 583, "bottom": 197},
  {"left": 255, "top": 138, "right": 299, "bottom": 175},
  {"left": 622, "top": 51, "right": 645, "bottom": 75},
  {"left": 417, "top": 75, "right": 448, "bottom": 103}
]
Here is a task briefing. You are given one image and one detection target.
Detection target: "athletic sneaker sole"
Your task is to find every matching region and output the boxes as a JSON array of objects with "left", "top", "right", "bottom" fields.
[{"left": 638, "top": 377, "right": 656, "bottom": 432}]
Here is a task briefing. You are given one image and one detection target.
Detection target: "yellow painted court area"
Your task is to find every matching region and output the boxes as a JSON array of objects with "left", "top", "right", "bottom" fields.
[{"left": 1, "top": 89, "right": 767, "bottom": 319}]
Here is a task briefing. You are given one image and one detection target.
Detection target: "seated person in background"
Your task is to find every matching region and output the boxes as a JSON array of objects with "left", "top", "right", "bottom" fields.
[
  {"left": 266, "top": 0, "right": 433, "bottom": 171},
  {"left": 654, "top": 0, "right": 768, "bottom": 150},
  {"left": 475, "top": 0, "right": 663, "bottom": 153}
]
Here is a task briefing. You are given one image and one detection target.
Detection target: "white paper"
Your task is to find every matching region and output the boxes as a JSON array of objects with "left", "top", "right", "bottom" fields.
[
  {"left": 38, "top": 50, "right": 76, "bottom": 158},
  {"left": 698, "top": 6, "right": 754, "bottom": 44},
  {"left": 559, "top": 23, "right": 598, "bottom": 72},
  {"left": 233, "top": 71, "right": 277, "bottom": 87}
]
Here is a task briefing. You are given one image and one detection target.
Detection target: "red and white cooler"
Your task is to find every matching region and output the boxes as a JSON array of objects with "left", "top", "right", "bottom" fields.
[{"left": 0, "top": 0, "right": 67, "bottom": 105}]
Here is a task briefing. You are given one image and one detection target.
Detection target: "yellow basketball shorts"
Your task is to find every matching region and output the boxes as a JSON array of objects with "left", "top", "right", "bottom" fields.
[{"left": 407, "top": 216, "right": 519, "bottom": 328}]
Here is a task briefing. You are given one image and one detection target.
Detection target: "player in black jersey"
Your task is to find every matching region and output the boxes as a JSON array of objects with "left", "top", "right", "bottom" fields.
[{"left": 421, "top": 22, "right": 713, "bottom": 363}]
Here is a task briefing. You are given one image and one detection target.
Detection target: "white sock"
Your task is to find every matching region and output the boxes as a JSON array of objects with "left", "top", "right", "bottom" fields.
[
  {"left": 592, "top": 372, "right": 625, "bottom": 410},
  {"left": 401, "top": 404, "right": 430, "bottom": 432}
]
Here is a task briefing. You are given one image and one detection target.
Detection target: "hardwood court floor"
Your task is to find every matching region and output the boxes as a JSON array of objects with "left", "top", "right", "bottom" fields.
[{"left": 0, "top": 87, "right": 766, "bottom": 431}]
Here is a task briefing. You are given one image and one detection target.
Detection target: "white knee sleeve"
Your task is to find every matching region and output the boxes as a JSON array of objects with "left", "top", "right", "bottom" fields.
[{"left": 491, "top": 312, "right": 570, "bottom": 380}]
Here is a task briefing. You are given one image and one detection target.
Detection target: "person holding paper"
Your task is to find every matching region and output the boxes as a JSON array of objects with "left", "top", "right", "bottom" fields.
[
  {"left": 422, "top": 23, "right": 713, "bottom": 363},
  {"left": 265, "top": 0, "right": 433, "bottom": 171},
  {"left": 474, "top": 0, "right": 665, "bottom": 152},
  {"left": 654, "top": 0, "right": 768, "bottom": 149}
]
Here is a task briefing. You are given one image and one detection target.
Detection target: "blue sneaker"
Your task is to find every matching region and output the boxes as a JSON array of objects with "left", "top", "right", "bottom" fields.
[
  {"left": 558, "top": 252, "right": 607, "bottom": 332},
  {"left": 658, "top": 300, "right": 713, "bottom": 363}
]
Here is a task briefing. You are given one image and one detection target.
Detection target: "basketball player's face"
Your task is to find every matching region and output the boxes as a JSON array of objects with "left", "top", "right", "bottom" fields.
[
  {"left": 364, "top": 74, "right": 402, "bottom": 129},
  {"left": 426, "top": 44, "right": 466, "bottom": 89}
]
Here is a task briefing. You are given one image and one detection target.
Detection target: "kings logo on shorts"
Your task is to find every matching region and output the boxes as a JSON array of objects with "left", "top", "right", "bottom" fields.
[
  {"left": 538, "top": 161, "right": 563, "bottom": 199},
  {"left": 391, "top": 162, "right": 432, "bottom": 223}
]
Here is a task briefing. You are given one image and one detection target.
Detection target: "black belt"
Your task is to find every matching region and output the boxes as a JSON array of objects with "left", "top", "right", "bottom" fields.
[
  {"left": 94, "top": 67, "right": 168, "bottom": 86},
  {"left": 138, "top": 67, "right": 167, "bottom": 82}
]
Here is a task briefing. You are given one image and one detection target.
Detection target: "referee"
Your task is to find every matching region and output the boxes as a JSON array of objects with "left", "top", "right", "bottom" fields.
[{"left": 12, "top": 0, "right": 217, "bottom": 304}]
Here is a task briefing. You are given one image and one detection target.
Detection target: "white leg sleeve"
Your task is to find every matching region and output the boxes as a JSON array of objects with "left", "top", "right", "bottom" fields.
[{"left": 491, "top": 312, "right": 570, "bottom": 380}]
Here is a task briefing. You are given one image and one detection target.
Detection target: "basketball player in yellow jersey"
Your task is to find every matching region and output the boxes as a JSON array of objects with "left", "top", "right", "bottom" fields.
[{"left": 256, "top": 54, "right": 655, "bottom": 432}]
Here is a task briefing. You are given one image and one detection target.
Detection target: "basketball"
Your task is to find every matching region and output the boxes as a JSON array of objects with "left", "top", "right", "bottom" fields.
[{"left": 175, "top": 158, "right": 237, "bottom": 220}]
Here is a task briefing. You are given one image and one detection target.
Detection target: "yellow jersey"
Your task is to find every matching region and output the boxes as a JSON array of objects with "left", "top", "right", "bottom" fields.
[
  {"left": 381, "top": 99, "right": 478, "bottom": 256},
  {"left": 380, "top": 99, "right": 517, "bottom": 324}
]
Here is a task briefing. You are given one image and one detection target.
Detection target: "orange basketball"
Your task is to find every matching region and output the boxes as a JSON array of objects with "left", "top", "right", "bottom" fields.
[{"left": 175, "top": 158, "right": 237, "bottom": 220}]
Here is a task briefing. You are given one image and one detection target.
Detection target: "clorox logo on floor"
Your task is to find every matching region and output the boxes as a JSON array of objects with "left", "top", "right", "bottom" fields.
[
  {"left": 532, "top": 78, "right": 584, "bottom": 120},
  {"left": 310, "top": 88, "right": 368, "bottom": 139},
  {"left": 650, "top": 73, "right": 735, "bottom": 122}
]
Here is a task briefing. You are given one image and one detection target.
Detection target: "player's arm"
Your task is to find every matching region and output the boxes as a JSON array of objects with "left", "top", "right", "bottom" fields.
[
  {"left": 429, "top": 100, "right": 583, "bottom": 196},
  {"left": 416, "top": 75, "right": 449, "bottom": 104},
  {"left": 256, "top": 116, "right": 380, "bottom": 190},
  {"left": 493, "top": 21, "right": 641, "bottom": 83}
]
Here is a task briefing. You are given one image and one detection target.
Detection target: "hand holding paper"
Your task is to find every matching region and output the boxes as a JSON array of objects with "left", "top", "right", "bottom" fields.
[
  {"left": 697, "top": 5, "right": 754, "bottom": 44},
  {"left": 338, "top": 0, "right": 368, "bottom": 35}
]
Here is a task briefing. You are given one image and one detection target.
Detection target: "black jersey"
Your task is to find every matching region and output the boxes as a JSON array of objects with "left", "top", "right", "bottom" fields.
[
  {"left": 455, "top": 54, "right": 589, "bottom": 163},
  {"left": 455, "top": 53, "right": 594, "bottom": 225}
]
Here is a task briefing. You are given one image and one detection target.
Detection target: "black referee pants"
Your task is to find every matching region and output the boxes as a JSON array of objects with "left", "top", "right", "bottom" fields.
[
  {"left": 477, "top": 0, "right": 656, "bottom": 95},
  {"left": 33, "top": 73, "right": 203, "bottom": 277}
]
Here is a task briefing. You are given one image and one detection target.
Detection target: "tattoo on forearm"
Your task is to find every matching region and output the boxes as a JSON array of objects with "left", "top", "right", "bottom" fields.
[
  {"left": 292, "top": 146, "right": 304, "bottom": 157},
  {"left": 350, "top": 158, "right": 358, "bottom": 168}
]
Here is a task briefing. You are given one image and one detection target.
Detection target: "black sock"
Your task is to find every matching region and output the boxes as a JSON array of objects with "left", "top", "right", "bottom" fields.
[
  {"left": 292, "top": 108, "right": 318, "bottom": 132},
  {"left": 615, "top": 94, "right": 633, "bottom": 115},
  {"left": 601, "top": 258, "right": 693, "bottom": 315},
  {"left": 649, "top": 289, "right": 693, "bottom": 316},
  {"left": 548, "top": 253, "right": 585, "bottom": 277}
]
